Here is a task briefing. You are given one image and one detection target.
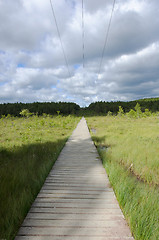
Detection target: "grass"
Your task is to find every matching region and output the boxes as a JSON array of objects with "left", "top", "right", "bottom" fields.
[
  {"left": 0, "top": 115, "right": 79, "bottom": 240},
  {"left": 86, "top": 115, "right": 159, "bottom": 240}
]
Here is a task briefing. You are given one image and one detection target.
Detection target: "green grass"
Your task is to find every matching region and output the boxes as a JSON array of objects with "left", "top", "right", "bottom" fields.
[
  {"left": 0, "top": 115, "right": 79, "bottom": 240},
  {"left": 87, "top": 116, "right": 159, "bottom": 185},
  {"left": 86, "top": 115, "right": 159, "bottom": 240}
]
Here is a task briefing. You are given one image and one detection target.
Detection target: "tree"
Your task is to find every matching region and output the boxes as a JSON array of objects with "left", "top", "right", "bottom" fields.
[
  {"left": 144, "top": 108, "right": 151, "bottom": 117},
  {"left": 118, "top": 106, "right": 124, "bottom": 116},
  {"left": 20, "top": 109, "right": 32, "bottom": 118},
  {"left": 134, "top": 103, "right": 142, "bottom": 118},
  {"left": 127, "top": 109, "right": 137, "bottom": 118}
]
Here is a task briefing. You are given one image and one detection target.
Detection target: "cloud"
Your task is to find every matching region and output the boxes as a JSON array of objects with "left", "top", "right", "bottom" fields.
[
  {"left": 0, "top": 0, "right": 159, "bottom": 106},
  {"left": 97, "top": 42, "right": 159, "bottom": 100}
]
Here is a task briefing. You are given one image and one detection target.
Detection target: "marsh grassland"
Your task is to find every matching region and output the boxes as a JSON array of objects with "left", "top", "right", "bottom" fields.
[
  {"left": 0, "top": 115, "right": 79, "bottom": 240},
  {"left": 87, "top": 115, "right": 159, "bottom": 240},
  {"left": 1, "top": 113, "right": 159, "bottom": 240}
]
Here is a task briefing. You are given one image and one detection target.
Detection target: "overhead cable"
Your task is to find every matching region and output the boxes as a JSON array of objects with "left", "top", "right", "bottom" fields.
[
  {"left": 98, "top": 0, "right": 116, "bottom": 77},
  {"left": 82, "top": 0, "right": 85, "bottom": 69},
  {"left": 49, "top": 0, "right": 71, "bottom": 78}
]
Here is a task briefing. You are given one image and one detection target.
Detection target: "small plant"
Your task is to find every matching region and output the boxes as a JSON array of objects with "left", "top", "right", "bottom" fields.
[
  {"left": 118, "top": 106, "right": 124, "bottom": 116},
  {"left": 134, "top": 103, "right": 142, "bottom": 118},
  {"left": 127, "top": 109, "right": 137, "bottom": 118},
  {"left": 42, "top": 113, "right": 47, "bottom": 118},
  {"left": 1, "top": 115, "right": 6, "bottom": 119},
  {"left": 144, "top": 108, "right": 151, "bottom": 117},
  {"left": 6, "top": 114, "right": 12, "bottom": 119},
  {"left": 40, "top": 119, "right": 45, "bottom": 126},
  {"left": 20, "top": 109, "right": 32, "bottom": 118},
  {"left": 107, "top": 111, "right": 113, "bottom": 116}
]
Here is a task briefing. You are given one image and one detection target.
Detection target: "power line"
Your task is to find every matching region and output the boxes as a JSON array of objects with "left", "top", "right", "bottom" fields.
[
  {"left": 49, "top": 0, "right": 71, "bottom": 78},
  {"left": 82, "top": 0, "right": 85, "bottom": 69},
  {"left": 98, "top": 0, "right": 116, "bottom": 77}
]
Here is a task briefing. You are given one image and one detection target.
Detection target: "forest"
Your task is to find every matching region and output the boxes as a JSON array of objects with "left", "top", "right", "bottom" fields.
[
  {"left": 0, "top": 102, "right": 80, "bottom": 117},
  {"left": 0, "top": 97, "right": 159, "bottom": 117},
  {"left": 87, "top": 98, "right": 159, "bottom": 114}
]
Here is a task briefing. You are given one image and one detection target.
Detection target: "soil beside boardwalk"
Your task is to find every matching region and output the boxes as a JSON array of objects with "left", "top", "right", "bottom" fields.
[{"left": 15, "top": 117, "right": 134, "bottom": 240}]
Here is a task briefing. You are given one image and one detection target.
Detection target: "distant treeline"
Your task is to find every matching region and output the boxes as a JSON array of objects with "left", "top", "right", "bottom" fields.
[
  {"left": 0, "top": 102, "right": 80, "bottom": 117},
  {"left": 87, "top": 98, "right": 159, "bottom": 114},
  {"left": 0, "top": 98, "right": 159, "bottom": 117}
]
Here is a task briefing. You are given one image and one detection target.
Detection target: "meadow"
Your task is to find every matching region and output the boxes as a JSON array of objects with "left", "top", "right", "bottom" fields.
[
  {"left": 0, "top": 114, "right": 79, "bottom": 240},
  {"left": 1, "top": 109, "right": 159, "bottom": 240},
  {"left": 86, "top": 115, "right": 159, "bottom": 240}
]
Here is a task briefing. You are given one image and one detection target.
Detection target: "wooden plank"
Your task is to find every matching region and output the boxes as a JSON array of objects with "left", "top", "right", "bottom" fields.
[
  {"left": 39, "top": 189, "right": 113, "bottom": 194},
  {"left": 17, "top": 226, "right": 132, "bottom": 237},
  {"left": 16, "top": 118, "right": 134, "bottom": 239},
  {"left": 32, "top": 202, "right": 119, "bottom": 209},
  {"left": 15, "top": 236, "right": 134, "bottom": 240},
  {"left": 26, "top": 212, "right": 123, "bottom": 221},
  {"left": 29, "top": 207, "right": 122, "bottom": 214},
  {"left": 34, "top": 198, "right": 117, "bottom": 204},
  {"left": 22, "top": 219, "right": 126, "bottom": 228},
  {"left": 37, "top": 193, "right": 115, "bottom": 199},
  {"left": 43, "top": 182, "right": 109, "bottom": 187}
]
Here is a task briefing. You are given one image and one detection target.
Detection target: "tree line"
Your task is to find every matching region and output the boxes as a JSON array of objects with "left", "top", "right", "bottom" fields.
[
  {"left": 0, "top": 102, "right": 80, "bottom": 117},
  {"left": 0, "top": 98, "right": 159, "bottom": 117},
  {"left": 86, "top": 98, "right": 159, "bottom": 115}
]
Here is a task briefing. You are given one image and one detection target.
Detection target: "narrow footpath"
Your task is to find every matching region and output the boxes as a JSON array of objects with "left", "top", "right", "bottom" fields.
[{"left": 15, "top": 117, "right": 134, "bottom": 240}]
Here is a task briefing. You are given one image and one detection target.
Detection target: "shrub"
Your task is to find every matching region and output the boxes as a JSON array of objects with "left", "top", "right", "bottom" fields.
[
  {"left": 135, "top": 103, "right": 142, "bottom": 118},
  {"left": 127, "top": 109, "right": 137, "bottom": 118},
  {"left": 118, "top": 106, "right": 124, "bottom": 116},
  {"left": 144, "top": 108, "right": 151, "bottom": 117},
  {"left": 20, "top": 109, "right": 32, "bottom": 118}
]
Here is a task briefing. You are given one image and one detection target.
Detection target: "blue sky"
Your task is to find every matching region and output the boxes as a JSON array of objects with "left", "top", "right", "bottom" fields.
[{"left": 0, "top": 0, "right": 159, "bottom": 106}]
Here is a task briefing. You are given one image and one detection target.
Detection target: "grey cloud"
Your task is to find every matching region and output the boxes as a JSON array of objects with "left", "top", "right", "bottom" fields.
[
  {"left": 0, "top": 0, "right": 159, "bottom": 106},
  {"left": 97, "top": 43, "right": 159, "bottom": 101},
  {"left": 0, "top": 81, "right": 61, "bottom": 103},
  {"left": 0, "top": 0, "right": 52, "bottom": 50},
  {"left": 12, "top": 68, "right": 58, "bottom": 90},
  {"left": 104, "top": 9, "right": 159, "bottom": 59},
  {"left": 84, "top": 0, "right": 111, "bottom": 13}
]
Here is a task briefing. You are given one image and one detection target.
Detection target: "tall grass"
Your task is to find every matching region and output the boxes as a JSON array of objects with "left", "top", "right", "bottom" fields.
[
  {"left": 88, "top": 116, "right": 159, "bottom": 185},
  {"left": 0, "top": 115, "right": 79, "bottom": 240},
  {"left": 87, "top": 115, "right": 159, "bottom": 240}
]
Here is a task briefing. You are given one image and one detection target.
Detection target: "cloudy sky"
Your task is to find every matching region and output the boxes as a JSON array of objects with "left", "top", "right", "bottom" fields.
[{"left": 0, "top": 0, "right": 159, "bottom": 106}]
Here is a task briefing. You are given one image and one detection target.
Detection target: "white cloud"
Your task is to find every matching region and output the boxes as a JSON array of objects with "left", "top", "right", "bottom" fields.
[
  {"left": 119, "top": 0, "right": 146, "bottom": 13},
  {"left": 0, "top": 0, "right": 159, "bottom": 106}
]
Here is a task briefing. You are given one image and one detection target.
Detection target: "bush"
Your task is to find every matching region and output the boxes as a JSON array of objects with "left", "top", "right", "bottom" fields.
[
  {"left": 118, "top": 106, "right": 124, "bottom": 116},
  {"left": 20, "top": 109, "right": 32, "bottom": 118},
  {"left": 127, "top": 109, "right": 137, "bottom": 118}
]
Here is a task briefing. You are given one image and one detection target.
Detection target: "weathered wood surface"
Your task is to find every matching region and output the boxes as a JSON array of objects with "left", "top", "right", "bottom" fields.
[{"left": 15, "top": 117, "right": 134, "bottom": 240}]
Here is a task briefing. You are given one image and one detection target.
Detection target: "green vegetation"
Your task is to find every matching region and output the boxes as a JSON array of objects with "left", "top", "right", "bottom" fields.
[
  {"left": 0, "top": 97, "right": 159, "bottom": 117},
  {"left": 87, "top": 98, "right": 159, "bottom": 114},
  {"left": 0, "top": 115, "right": 79, "bottom": 240},
  {"left": 86, "top": 115, "right": 159, "bottom": 239},
  {"left": 0, "top": 101, "right": 80, "bottom": 117},
  {"left": 1, "top": 100, "right": 159, "bottom": 239}
]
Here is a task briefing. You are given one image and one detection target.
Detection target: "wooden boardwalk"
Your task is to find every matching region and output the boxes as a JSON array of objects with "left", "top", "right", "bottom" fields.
[{"left": 15, "top": 117, "right": 134, "bottom": 240}]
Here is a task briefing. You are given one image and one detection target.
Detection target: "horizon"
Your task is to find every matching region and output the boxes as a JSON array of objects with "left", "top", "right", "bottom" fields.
[{"left": 0, "top": 96, "right": 159, "bottom": 109}]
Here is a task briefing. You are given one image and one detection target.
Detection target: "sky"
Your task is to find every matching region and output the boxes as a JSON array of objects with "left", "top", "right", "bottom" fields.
[{"left": 0, "top": 0, "right": 159, "bottom": 107}]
